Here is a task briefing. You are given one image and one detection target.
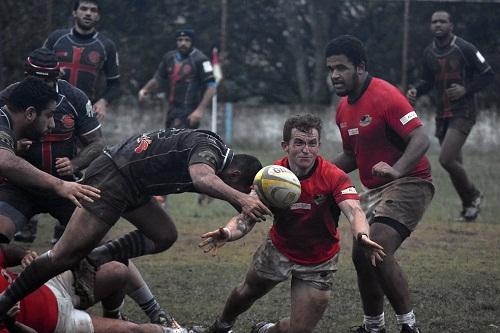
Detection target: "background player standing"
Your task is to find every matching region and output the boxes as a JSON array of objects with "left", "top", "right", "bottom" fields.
[{"left": 44, "top": 0, "right": 121, "bottom": 121}]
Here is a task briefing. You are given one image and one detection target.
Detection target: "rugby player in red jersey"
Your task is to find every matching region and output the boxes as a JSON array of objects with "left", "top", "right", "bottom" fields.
[
  {"left": 197, "top": 114, "right": 384, "bottom": 333},
  {"left": 327, "top": 35, "right": 434, "bottom": 333}
]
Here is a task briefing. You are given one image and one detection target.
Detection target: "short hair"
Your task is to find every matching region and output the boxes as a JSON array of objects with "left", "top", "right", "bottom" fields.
[
  {"left": 230, "top": 154, "right": 263, "bottom": 188},
  {"left": 283, "top": 114, "right": 322, "bottom": 143},
  {"left": 24, "top": 48, "right": 60, "bottom": 79},
  {"left": 7, "top": 77, "right": 58, "bottom": 115},
  {"left": 325, "top": 35, "right": 367, "bottom": 68},
  {"left": 432, "top": 10, "right": 452, "bottom": 23},
  {"left": 73, "top": 0, "right": 99, "bottom": 11}
]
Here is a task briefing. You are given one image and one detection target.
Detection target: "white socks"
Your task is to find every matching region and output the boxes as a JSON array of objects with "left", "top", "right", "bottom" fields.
[
  {"left": 363, "top": 313, "right": 385, "bottom": 332},
  {"left": 396, "top": 310, "right": 416, "bottom": 328}
]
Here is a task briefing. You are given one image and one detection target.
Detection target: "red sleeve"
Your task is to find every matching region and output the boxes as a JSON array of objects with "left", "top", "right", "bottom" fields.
[
  {"left": 384, "top": 87, "right": 423, "bottom": 139},
  {"left": 329, "top": 166, "right": 359, "bottom": 203}
]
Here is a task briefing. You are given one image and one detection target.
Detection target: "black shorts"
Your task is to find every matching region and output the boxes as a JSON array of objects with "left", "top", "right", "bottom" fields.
[
  {"left": 166, "top": 106, "right": 199, "bottom": 129},
  {"left": 435, "top": 117, "right": 475, "bottom": 141},
  {"left": 0, "top": 182, "right": 75, "bottom": 232},
  {"left": 80, "top": 153, "right": 150, "bottom": 225}
]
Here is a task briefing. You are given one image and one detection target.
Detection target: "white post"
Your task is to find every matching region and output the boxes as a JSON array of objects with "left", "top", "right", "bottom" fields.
[{"left": 211, "top": 94, "right": 217, "bottom": 133}]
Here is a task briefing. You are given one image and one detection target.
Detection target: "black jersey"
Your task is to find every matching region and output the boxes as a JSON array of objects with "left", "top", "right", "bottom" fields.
[
  {"left": 0, "top": 80, "right": 100, "bottom": 180},
  {"left": 416, "top": 36, "right": 493, "bottom": 119},
  {"left": 105, "top": 129, "right": 233, "bottom": 195},
  {"left": 0, "top": 107, "right": 16, "bottom": 154},
  {"left": 154, "top": 48, "right": 215, "bottom": 112},
  {"left": 44, "top": 28, "right": 120, "bottom": 103}
]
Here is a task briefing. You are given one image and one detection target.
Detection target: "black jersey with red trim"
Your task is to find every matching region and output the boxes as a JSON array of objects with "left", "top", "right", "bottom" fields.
[
  {"left": 0, "top": 107, "right": 16, "bottom": 154},
  {"left": 44, "top": 28, "right": 120, "bottom": 103},
  {"left": 0, "top": 80, "right": 100, "bottom": 180},
  {"left": 154, "top": 48, "right": 215, "bottom": 111},
  {"left": 105, "top": 128, "right": 233, "bottom": 195},
  {"left": 415, "top": 35, "right": 493, "bottom": 119}
]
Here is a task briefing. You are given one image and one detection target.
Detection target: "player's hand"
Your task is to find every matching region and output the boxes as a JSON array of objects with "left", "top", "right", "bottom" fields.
[
  {"left": 93, "top": 99, "right": 108, "bottom": 121},
  {"left": 358, "top": 234, "right": 386, "bottom": 267},
  {"left": 199, "top": 227, "right": 230, "bottom": 256},
  {"left": 406, "top": 88, "right": 417, "bottom": 106},
  {"left": 372, "top": 161, "right": 401, "bottom": 180},
  {"left": 238, "top": 194, "right": 272, "bottom": 222},
  {"left": 188, "top": 108, "right": 203, "bottom": 127},
  {"left": 446, "top": 83, "right": 466, "bottom": 101},
  {"left": 16, "top": 138, "right": 33, "bottom": 152},
  {"left": 55, "top": 181, "right": 101, "bottom": 208},
  {"left": 55, "top": 157, "right": 75, "bottom": 177},
  {"left": 138, "top": 88, "right": 149, "bottom": 102},
  {"left": 21, "top": 250, "right": 38, "bottom": 268}
]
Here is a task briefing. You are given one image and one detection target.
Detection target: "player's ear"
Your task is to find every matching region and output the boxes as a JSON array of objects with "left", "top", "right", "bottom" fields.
[
  {"left": 25, "top": 106, "right": 37, "bottom": 122},
  {"left": 357, "top": 62, "right": 366, "bottom": 75},
  {"left": 281, "top": 141, "right": 289, "bottom": 152}
]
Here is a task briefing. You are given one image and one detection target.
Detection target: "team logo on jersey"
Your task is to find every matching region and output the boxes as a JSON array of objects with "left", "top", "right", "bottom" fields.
[
  {"left": 88, "top": 51, "right": 101, "bottom": 64},
  {"left": 313, "top": 194, "right": 327, "bottom": 205},
  {"left": 61, "top": 115, "right": 75, "bottom": 129},
  {"left": 134, "top": 134, "right": 152, "bottom": 153},
  {"left": 182, "top": 64, "right": 192, "bottom": 76},
  {"left": 359, "top": 115, "right": 372, "bottom": 127}
]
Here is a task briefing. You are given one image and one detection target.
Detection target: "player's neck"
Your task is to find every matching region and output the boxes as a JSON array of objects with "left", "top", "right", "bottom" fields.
[
  {"left": 73, "top": 25, "right": 96, "bottom": 36},
  {"left": 434, "top": 34, "right": 454, "bottom": 48}
]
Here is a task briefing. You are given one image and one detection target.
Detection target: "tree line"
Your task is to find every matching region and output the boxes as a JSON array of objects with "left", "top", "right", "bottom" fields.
[{"left": 1, "top": 0, "right": 498, "bottom": 107}]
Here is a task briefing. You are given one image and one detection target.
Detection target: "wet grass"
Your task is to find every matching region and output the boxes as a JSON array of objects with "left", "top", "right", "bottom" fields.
[{"left": 20, "top": 146, "right": 500, "bottom": 332}]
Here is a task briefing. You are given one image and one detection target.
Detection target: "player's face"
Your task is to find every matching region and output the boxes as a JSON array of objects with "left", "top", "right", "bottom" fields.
[
  {"left": 326, "top": 54, "right": 360, "bottom": 97},
  {"left": 73, "top": 2, "right": 100, "bottom": 31},
  {"left": 282, "top": 128, "right": 320, "bottom": 175},
  {"left": 431, "top": 12, "right": 453, "bottom": 39},
  {"left": 27, "top": 100, "right": 56, "bottom": 140},
  {"left": 176, "top": 37, "right": 193, "bottom": 55}
]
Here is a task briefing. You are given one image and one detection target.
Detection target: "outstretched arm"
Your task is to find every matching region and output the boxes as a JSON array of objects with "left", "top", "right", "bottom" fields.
[
  {"left": 338, "top": 199, "right": 385, "bottom": 266},
  {"left": 189, "top": 163, "right": 271, "bottom": 221},
  {"left": 199, "top": 213, "right": 258, "bottom": 256}
]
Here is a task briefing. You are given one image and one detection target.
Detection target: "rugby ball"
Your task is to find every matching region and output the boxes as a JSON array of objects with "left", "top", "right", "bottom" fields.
[{"left": 253, "top": 165, "right": 301, "bottom": 208}]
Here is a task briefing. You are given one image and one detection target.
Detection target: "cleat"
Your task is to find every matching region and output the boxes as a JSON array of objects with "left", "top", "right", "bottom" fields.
[
  {"left": 456, "top": 192, "right": 483, "bottom": 222},
  {"left": 401, "top": 324, "right": 421, "bottom": 333},
  {"left": 349, "top": 326, "right": 386, "bottom": 333},
  {"left": 71, "top": 257, "right": 97, "bottom": 309},
  {"left": 251, "top": 321, "right": 274, "bottom": 333}
]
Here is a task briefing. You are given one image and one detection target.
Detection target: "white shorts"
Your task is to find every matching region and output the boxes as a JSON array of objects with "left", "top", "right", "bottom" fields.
[{"left": 45, "top": 271, "right": 95, "bottom": 333}]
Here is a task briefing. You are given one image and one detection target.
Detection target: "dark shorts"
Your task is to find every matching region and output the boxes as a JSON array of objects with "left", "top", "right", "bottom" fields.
[
  {"left": 435, "top": 117, "right": 475, "bottom": 141},
  {"left": 360, "top": 177, "right": 435, "bottom": 233},
  {"left": 251, "top": 237, "right": 338, "bottom": 291},
  {"left": 166, "top": 106, "right": 199, "bottom": 129},
  {"left": 80, "top": 153, "right": 149, "bottom": 225},
  {"left": 0, "top": 183, "right": 75, "bottom": 232}
]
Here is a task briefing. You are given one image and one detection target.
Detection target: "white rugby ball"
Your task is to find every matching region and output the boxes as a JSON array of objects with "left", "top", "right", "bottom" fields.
[{"left": 253, "top": 165, "right": 301, "bottom": 209}]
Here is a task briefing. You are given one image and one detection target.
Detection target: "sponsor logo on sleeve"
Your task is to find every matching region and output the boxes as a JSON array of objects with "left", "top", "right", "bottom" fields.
[
  {"left": 85, "top": 100, "right": 94, "bottom": 118},
  {"left": 341, "top": 187, "right": 358, "bottom": 195},
  {"left": 348, "top": 128, "right": 359, "bottom": 136},
  {"left": 476, "top": 51, "right": 485, "bottom": 63},
  {"left": 400, "top": 111, "right": 417, "bottom": 125},
  {"left": 202, "top": 61, "right": 213, "bottom": 73}
]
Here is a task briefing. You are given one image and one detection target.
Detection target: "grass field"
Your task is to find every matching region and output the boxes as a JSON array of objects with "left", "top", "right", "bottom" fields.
[{"left": 19, "top": 145, "right": 500, "bottom": 333}]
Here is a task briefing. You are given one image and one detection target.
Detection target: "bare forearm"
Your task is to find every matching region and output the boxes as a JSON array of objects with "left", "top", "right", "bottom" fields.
[
  {"left": 0, "top": 152, "right": 63, "bottom": 191},
  {"left": 392, "top": 128, "right": 429, "bottom": 176},
  {"left": 196, "top": 86, "right": 217, "bottom": 111},
  {"left": 71, "top": 138, "right": 105, "bottom": 172},
  {"left": 141, "top": 78, "right": 160, "bottom": 95},
  {"left": 193, "top": 172, "right": 245, "bottom": 209},
  {"left": 225, "top": 214, "right": 257, "bottom": 241},
  {"left": 332, "top": 151, "right": 357, "bottom": 173}
]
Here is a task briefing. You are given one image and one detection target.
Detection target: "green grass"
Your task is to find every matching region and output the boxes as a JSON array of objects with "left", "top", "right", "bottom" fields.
[{"left": 18, "top": 146, "right": 500, "bottom": 333}]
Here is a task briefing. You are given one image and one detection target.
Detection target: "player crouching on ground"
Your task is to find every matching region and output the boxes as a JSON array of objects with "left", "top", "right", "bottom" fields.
[{"left": 196, "top": 114, "right": 385, "bottom": 333}]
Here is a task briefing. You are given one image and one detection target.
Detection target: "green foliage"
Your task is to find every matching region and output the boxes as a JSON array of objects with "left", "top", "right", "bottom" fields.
[{"left": 1, "top": 1, "right": 498, "bottom": 104}]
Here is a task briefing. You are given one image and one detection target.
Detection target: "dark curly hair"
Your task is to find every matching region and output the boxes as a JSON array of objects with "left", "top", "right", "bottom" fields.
[
  {"left": 283, "top": 114, "right": 322, "bottom": 143},
  {"left": 325, "top": 35, "right": 367, "bottom": 69}
]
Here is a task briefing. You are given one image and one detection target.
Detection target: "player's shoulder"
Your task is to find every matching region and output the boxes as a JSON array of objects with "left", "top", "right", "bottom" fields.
[
  {"left": 47, "top": 28, "right": 71, "bottom": 40},
  {"left": 95, "top": 32, "right": 117, "bottom": 48},
  {"left": 191, "top": 48, "right": 210, "bottom": 62},
  {"left": 57, "top": 80, "right": 89, "bottom": 99}
]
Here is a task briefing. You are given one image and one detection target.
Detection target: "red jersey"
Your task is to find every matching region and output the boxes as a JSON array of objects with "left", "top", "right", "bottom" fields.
[
  {"left": 270, "top": 156, "right": 359, "bottom": 265},
  {"left": 336, "top": 77, "right": 432, "bottom": 189},
  {"left": 0, "top": 250, "right": 58, "bottom": 333}
]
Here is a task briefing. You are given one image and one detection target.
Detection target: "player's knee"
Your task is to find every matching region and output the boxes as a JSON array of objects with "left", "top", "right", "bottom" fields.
[{"left": 154, "top": 231, "right": 178, "bottom": 252}]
